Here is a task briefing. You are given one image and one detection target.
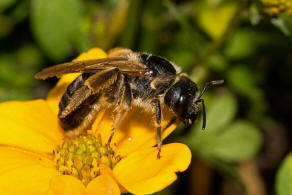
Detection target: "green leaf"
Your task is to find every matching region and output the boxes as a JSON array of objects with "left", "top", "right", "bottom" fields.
[
  {"left": 185, "top": 92, "right": 261, "bottom": 162},
  {"left": 224, "top": 29, "right": 281, "bottom": 59},
  {"left": 198, "top": 93, "right": 237, "bottom": 133},
  {"left": 0, "top": 15, "right": 14, "bottom": 37},
  {"left": 185, "top": 93, "right": 237, "bottom": 149},
  {"left": 271, "top": 17, "right": 290, "bottom": 36},
  {"left": 227, "top": 65, "right": 257, "bottom": 96},
  {"left": 205, "top": 53, "right": 228, "bottom": 72},
  {"left": 205, "top": 120, "right": 262, "bottom": 161},
  {"left": 0, "top": 87, "right": 32, "bottom": 102},
  {"left": 249, "top": 3, "right": 261, "bottom": 25},
  {"left": 276, "top": 154, "right": 292, "bottom": 195},
  {"left": 9, "top": 0, "right": 29, "bottom": 23},
  {"left": 16, "top": 44, "right": 43, "bottom": 68},
  {"left": 0, "top": 0, "right": 16, "bottom": 12},
  {"left": 120, "top": 0, "right": 141, "bottom": 48},
  {"left": 197, "top": 2, "right": 237, "bottom": 40},
  {"left": 31, "top": 0, "right": 82, "bottom": 60},
  {"left": 189, "top": 120, "right": 261, "bottom": 162},
  {"left": 273, "top": 15, "right": 292, "bottom": 36}
]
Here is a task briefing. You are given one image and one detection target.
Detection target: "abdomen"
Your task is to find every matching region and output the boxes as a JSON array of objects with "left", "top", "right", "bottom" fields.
[{"left": 58, "top": 73, "right": 100, "bottom": 134}]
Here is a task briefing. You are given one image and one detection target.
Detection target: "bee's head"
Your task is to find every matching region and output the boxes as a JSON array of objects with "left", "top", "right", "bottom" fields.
[{"left": 165, "top": 76, "right": 224, "bottom": 129}]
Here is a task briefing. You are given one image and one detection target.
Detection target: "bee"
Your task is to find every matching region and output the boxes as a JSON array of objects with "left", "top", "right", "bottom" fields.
[{"left": 35, "top": 48, "right": 223, "bottom": 158}]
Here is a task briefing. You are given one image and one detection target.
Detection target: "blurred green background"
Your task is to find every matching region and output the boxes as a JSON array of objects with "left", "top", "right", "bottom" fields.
[{"left": 1, "top": 0, "right": 292, "bottom": 194}]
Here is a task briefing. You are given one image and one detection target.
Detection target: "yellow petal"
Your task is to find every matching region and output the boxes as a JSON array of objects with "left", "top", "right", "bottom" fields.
[
  {"left": 46, "top": 175, "right": 86, "bottom": 195},
  {"left": 0, "top": 99, "right": 64, "bottom": 153},
  {"left": 0, "top": 147, "right": 57, "bottom": 194},
  {"left": 95, "top": 106, "right": 179, "bottom": 156},
  {"left": 86, "top": 174, "right": 120, "bottom": 195},
  {"left": 46, "top": 48, "right": 107, "bottom": 115},
  {"left": 99, "top": 164, "right": 128, "bottom": 193},
  {"left": 73, "top": 48, "right": 107, "bottom": 61},
  {"left": 113, "top": 143, "right": 192, "bottom": 194},
  {"left": 0, "top": 146, "right": 54, "bottom": 174}
]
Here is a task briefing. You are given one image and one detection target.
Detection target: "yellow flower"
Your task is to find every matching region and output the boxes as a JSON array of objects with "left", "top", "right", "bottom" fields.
[
  {"left": 0, "top": 48, "right": 192, "bottom": 195},
  {"left": 260, "top": 0, "right": 292, "bottom": 15}
]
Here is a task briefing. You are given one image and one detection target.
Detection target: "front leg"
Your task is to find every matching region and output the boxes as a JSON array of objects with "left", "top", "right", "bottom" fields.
[
  {"left": 107, "top": 76, "right": 132, "bottom": 146},
  {"left": 153, "top": 99, "right": 162, "bottom": 158}
]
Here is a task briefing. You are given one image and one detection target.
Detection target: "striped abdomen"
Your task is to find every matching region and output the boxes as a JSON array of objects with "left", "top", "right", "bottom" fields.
[{"left": 58, "top": 73, "right": 100, "bottom": 132}]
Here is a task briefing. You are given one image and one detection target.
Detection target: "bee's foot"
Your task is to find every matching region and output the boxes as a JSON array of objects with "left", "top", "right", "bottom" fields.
[
  {"left": 106, "top": 138, "right": 112, "bottom": 147},
  {"left": 157, "top": 147, "right": 161, "bottom": 159}
]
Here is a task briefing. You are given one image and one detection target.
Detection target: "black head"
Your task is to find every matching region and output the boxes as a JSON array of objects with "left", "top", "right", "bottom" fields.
[
  {"left": 164, "top": 76, "right": 200, "bottom": 127},
  {"left": 165, "top": 76, "right": 224, "bottom": 129}
]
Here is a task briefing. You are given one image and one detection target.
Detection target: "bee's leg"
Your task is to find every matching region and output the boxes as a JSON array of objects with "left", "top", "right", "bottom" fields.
[
  {"left": 153, "top": 99, "right": 162, "bottom": 159},
  {"left": 107, "top": 76, "right": 132, "bottom": 146}
]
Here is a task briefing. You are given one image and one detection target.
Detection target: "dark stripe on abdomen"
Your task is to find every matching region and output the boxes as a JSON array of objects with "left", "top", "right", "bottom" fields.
[
  {"left": 59, "top": 94, "right": 100, "bottom": 131},
  {"left": 58, "top": 73, "right": 96, "bottom": 130}
]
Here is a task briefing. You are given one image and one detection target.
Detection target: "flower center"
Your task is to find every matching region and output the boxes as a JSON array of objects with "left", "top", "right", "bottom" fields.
[{"left": 53, "top": 135, "right": 120, "bottom": 185}]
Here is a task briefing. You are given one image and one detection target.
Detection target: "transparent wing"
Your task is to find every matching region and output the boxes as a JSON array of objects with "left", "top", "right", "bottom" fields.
[{"left": 35, "top": 57, "right": 148, "bottom": 80}]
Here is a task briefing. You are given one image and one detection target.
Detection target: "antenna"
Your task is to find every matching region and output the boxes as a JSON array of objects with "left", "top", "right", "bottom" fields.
[
  {"left": 197, "top": 80, "right": 224, "bottom": 100},
  {"left": 195, "top": 80, "right": 224, "bottom": 130}
]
